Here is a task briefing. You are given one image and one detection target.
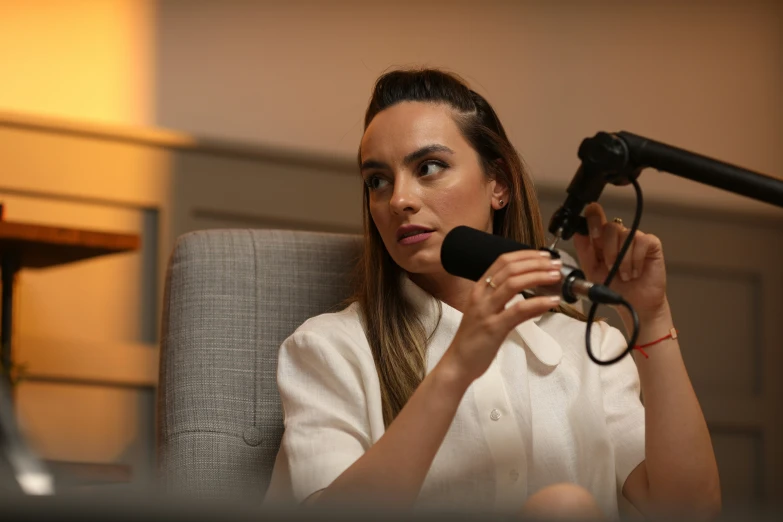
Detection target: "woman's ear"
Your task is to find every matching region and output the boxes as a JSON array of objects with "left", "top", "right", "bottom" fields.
[{"left": 490, "top": 160, "right": 510, "bottom": 210}]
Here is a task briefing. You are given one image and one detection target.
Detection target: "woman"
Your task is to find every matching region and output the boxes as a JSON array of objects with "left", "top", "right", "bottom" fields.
[{"left": 265, "top": 69, "right": 721, "bottom": 520}]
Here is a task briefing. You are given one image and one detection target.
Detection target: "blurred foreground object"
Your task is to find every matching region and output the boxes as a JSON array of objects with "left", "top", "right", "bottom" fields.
[{"left": 0, "top": 375, "right": 53, "bottom": 495}]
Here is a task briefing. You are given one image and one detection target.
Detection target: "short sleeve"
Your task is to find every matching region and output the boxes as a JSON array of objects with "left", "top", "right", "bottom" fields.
[
  {"left": 266, "top": 327, "right": 375, "bottom": 504},
  {"left": 598, "top": 322, "right": 646, "bottom": 489}
]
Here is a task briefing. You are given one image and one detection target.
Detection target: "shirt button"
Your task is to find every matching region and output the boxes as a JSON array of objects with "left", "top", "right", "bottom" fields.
[
  {"left": 509, "top": 469, "right": 519, "bottom": 482},
  {"left": 489, "top": 408, "right": 502, "bottom": 421}
]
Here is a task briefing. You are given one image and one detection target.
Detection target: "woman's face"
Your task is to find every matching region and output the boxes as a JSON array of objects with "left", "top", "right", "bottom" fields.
[{"left": 360, "top": 101, "right": 507, "bottom": 276}]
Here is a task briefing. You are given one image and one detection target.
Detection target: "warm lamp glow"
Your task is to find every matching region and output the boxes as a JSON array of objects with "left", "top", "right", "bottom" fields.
[{"left": 0, "top": 0, "right": 154, "bottom": 127}]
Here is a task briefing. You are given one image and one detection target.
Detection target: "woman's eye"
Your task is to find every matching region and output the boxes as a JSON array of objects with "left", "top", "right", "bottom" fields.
[
  {"left": 364, "top": 175, "right": 389, "bottom": 191},
  {"left": 419, "top": 161, "right": 447, "bottom": 176}
]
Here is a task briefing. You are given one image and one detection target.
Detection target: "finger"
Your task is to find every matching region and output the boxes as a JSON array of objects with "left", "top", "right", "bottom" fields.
[
  {"left": 630, "top": 233, "right": 645, "bottom": 280},
  {"left": 488, "top": 256, "right": 562, "bottom": 291},
  {"left": 601, "top": 221, "right": 623, "bottom": 271},
  {"left": 584, "top": 202, "right": 608, "bottom": 247},
  {"left": 617, "top": 228, "right": 635, "bottom": 282},
  {"left": 497, "top": 295, "right": 562, "bottom": 332},
  {"left": 630, "top": 232, "right": 661, "bottom": 280},
  {"left": 478, "top": 250, "right": 552, "bottom": 299},
  {"left": 487, "top": 269, "right": 563, "bottom": 311},
  {"left": 573, "top": 231, "right": 600, "bottom": 275},
  {"left": 481, "top": 250, "right": 552, "bottom": 283}
]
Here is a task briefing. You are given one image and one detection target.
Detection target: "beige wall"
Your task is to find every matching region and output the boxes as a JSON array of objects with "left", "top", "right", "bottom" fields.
[{"left": 155, "top": 0, "right": 783, "bottom": 217}]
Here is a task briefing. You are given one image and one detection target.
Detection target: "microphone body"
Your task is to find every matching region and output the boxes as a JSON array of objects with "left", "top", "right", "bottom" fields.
[{"left": 441, "top": 226, "right": 623, "bottom": 305}]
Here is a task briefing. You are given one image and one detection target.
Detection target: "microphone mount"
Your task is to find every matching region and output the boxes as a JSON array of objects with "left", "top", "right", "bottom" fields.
[{"left": 548, "top": 131, "right": 783, "bottom": 242}]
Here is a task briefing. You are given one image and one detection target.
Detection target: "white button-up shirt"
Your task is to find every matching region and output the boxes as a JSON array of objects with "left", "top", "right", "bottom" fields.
[{"left": 266, "top": 277, "right": 645, "bottom": 519}]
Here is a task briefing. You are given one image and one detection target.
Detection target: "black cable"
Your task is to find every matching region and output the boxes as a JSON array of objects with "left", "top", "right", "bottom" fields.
[{"left": 585, "top": 178, "right": 644, "bottom": 365}]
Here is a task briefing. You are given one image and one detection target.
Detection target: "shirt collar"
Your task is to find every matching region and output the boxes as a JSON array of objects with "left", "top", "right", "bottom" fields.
[{"left": 401, "top": 276, "right": 563, "bottom": 367}]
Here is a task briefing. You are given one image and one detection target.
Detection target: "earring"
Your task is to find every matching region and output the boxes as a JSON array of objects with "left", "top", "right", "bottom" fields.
[{"left": 499, "top": 199, "right": 504, "bottom": 207}]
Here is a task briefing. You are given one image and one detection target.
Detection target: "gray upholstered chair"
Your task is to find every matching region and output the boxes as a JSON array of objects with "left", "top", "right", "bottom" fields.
[{"left": 157, "top": 229, "right": 361, "bottom": 500}]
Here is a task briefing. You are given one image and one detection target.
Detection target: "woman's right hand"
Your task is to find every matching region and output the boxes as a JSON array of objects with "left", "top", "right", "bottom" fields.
[{"left": 445, "top": 250, "right": 564, "bottom": 383}]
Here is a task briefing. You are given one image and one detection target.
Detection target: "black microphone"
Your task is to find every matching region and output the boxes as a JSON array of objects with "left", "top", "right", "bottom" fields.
[{"left": 440, "top": 226, "right": 624, "bottom": 305}]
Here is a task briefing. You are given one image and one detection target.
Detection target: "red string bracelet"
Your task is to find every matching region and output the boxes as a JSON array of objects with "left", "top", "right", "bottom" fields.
[{"left": 633, "top": 328, "right": 678, "bottom": 358}]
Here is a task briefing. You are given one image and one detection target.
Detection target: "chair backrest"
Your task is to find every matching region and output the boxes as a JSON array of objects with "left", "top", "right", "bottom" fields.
[{"left": 157, "top": 229, "right": 361, "bottom": 499}]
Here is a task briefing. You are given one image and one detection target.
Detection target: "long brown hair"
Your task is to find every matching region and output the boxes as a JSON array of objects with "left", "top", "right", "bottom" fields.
[{"left": 353, "top": 69, "right": 582, "bottom": 427}]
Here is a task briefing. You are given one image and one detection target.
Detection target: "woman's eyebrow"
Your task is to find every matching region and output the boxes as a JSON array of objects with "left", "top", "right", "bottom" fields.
[
  {"left": 360, "top": 159, "right": 387, "bottom": 172},
  {"left": 403, "top": 144, "right": 454, "bottom": 165},
  {"left": 360, "top": 144, "right": 455, "bottom": 172}
]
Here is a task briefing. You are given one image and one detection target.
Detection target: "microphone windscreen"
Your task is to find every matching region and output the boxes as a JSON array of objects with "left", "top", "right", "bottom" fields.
[{"left": 440, "top": 226, "right": 533, "bottom": 282}]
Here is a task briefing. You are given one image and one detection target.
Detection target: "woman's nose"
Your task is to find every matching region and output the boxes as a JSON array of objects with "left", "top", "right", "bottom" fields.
[{"left": 389, "top": 178, "right": 421, "bottom": 214}]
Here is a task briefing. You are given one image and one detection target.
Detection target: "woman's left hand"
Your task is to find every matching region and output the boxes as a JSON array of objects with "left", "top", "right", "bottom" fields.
[{"left": 572, "top": 202, "right": 669, "bottom": 322}]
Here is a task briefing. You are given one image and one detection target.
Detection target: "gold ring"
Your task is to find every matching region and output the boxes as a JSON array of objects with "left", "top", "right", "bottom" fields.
[
  {"left": 485, "top": 276, "right": 497, "bottom": 289},
  {"left": 612, "top": 217, "right": 624, "bottom": 226}
]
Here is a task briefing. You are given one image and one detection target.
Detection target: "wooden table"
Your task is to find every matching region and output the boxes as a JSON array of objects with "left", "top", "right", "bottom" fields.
[
  {"left": 0, "top": 221, "right": 140, "bottom": 494},
  {"left": 0, "top": 221, "right": 140, "bottom": 383}
]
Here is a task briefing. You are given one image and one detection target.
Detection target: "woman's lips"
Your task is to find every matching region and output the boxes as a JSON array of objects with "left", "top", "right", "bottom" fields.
[{"left": 398, "top": 231, "right": 433, "bottom": 245}]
